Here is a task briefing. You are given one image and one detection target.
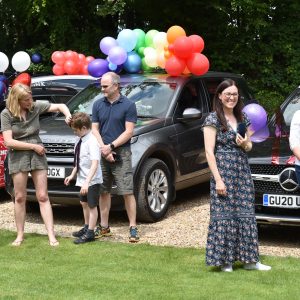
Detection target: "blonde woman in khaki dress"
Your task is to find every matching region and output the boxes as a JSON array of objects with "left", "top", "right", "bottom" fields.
[{"left": 1, "top": 83, "right": 72, "bottom": 246}]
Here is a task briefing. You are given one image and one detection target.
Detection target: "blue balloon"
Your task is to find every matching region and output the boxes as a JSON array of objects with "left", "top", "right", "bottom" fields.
[
  {"left": 87, "top": 59, "right": 109, "bottom": 78},
  {"left": 31, "top": 53, "right": 42, "bottom": 64},
  {"left": 123, "top": 51, "right": 142, "bottom": 73},
  {"left": 0, "top": 81, "right": 6, "bottom": 96},
  {"left": 0, "top": 75, "right": 8, "bottom": 88}
]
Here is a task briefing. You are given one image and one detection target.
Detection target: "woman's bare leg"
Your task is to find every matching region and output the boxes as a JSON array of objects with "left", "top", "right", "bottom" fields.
[
  {"left": 31, "top": 170, "right": 58, "bottom": 246},
  {"left": 11, "top": 172, "right": 28, "bottom": 245}
]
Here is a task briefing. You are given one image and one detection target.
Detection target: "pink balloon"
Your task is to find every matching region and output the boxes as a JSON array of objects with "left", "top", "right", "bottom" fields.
[
  {"left": 186, "top": 53, "right": 209, "bottom": 76},
  {"left": 165, "top": 56, "right": 186, "bottom": 76},
  {"left": 64, "top": 60, "right": 78, "bottom": 75},
  {"left": 86, "top": 56, "right": 95, "bottom": 64},
  {"left": 53, "top": 64, "right": 65, "bottom": 75},
  {"left": 188, "top": 35, "right": 204, "bottom": 53},
  {"left": 173, "top": 36, "right": 193, "bottom": 59},
  {"left": 51, "top": 51, "right": 65, "bottom": 65}
]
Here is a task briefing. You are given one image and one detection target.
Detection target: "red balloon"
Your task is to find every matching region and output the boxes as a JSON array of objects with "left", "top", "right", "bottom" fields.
[
  {"left": 51, "top": 51, "right": 65, "bottom": 65},
  {"left": 165, "top": 56, "right": 186, "bottom": 76},
  {"left": 188, "top": 35, "right": 205, "bottom": 53},
  {"left": 64, "top": 60, "right": 78, "bottom": 75},
  {"left": 80, "top": 63, "right": 89, "bottom": 75},
  {"left": 173, "top": 36, "right": 193, "bottom": 59},
  {"left": 52, "top": 64, "right": 65, "bottom": 76},
  {"left": 65, "top": 50, "right": 79, "bottom": 64},
  {"left": 12, "top": 73, "right": 31, "bottom": 86},
  {"left": 186, "top": 53, "right": 210, "bottom": 76}
]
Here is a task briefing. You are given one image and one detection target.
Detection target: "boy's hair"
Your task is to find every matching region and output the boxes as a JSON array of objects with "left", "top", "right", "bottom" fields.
[{"left": 70, "top": 112, "right": 91, "bottom": 129}]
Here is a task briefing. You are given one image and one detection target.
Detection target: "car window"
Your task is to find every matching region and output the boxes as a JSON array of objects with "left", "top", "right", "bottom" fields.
[
  {"left": 174, "top": 80, "right": 203, "bottom": 117},
  {"left": 282, "top": 88, "right": 300, "bottom": 126},
  {"left": 68, "top": 82, "right": 176, "bottom": 118}
]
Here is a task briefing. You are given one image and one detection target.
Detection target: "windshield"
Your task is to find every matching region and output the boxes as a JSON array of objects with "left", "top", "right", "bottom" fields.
[{"left": 67, "top": 81, "right": 176, "bottom": 118}]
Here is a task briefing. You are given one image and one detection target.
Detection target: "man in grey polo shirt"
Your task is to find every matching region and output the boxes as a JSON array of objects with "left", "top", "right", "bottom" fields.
[{"left": 92, "top": 71, "right": 139, "bottom": 242}]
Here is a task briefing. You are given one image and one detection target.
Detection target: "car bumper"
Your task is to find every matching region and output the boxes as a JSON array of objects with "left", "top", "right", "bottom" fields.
[{"left": 256, "top": 213, "right": 300, "bottom": 225}]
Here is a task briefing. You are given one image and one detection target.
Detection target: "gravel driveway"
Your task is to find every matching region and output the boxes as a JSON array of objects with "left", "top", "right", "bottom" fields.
[{"left": 1, "top": 184, "right": 300, "bottom": 258}]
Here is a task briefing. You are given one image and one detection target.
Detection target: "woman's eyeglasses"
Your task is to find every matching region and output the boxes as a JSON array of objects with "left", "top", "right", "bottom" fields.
[{"left": 223, "top": 92, "right": 239, "bottom": 98}]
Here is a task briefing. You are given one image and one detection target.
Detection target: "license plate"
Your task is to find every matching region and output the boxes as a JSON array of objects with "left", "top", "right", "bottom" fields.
[
  {"left": 263, "top": 194, "right": 300, "bottom": 209},
  {"left": 47, "top": 167, "right": 65, "bottom": 178}
]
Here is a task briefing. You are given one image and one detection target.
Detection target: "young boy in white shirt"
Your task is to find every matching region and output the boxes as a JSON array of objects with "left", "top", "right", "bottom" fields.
[{"left": 64, "top": 112, "right": 102, "bottom": 244}]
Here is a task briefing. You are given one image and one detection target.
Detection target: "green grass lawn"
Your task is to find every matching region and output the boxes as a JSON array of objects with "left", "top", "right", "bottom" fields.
[{"left": 0, "top": 230, "right": 299, "bottom": 300}]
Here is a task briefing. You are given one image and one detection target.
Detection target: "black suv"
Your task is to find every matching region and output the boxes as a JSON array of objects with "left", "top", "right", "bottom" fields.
[
  {"left": 26, "top": 72, "right": 254, "bottom": 222},
  {"left": 249, "top": 86, "right": 300, "bottom": 225}
]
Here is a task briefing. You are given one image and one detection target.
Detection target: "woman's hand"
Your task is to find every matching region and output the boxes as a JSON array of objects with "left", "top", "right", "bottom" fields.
[
  {"left": 65, "top": 114, "right": 72, "bottom": 126},
  {"left": 32, "top": 144, "right": 46, "bottom": 156},
  {"left": 236, "top": 134, "right": 250, "bottom": 150},
  {"left": 216, "top": 179, "right": 227, "bottom": 196}
]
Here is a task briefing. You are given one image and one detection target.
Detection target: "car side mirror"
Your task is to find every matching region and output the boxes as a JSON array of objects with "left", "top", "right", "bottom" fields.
[{"left": 177, "top": 108, "right": 202, "bottom": 122}]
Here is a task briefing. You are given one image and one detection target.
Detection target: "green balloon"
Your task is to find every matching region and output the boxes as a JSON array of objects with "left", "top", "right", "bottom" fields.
[
  {"left": 145, "top": 29, "right": 159, "bottom": 47},
  {"left": 138, "top": 47, "right": 145, "bottom": 57},
  {"left": 133, "top": 29, "right": 146, "bottom": 51}
]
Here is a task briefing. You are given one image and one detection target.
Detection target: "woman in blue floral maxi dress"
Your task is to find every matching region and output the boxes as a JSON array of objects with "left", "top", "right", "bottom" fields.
[{"left": 203, "top": 79, "right": 271, "bottom": 272}]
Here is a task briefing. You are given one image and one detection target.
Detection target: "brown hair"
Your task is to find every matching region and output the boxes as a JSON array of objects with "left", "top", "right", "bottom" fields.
[
  {"left": 70, "top": 112, "right": 91, "bottom": 129},
  {"left": 213, "top": 79, "right": 244, "bottom": 130}
]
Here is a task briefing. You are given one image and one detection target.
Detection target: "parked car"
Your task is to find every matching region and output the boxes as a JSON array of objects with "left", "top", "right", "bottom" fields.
[
  {"left": 24, "top": 72, "right": 254, "bottom": 222},
  {"left": 249, "top": 86, "right": 300, "bottom": 225},
  {"left": 0, "top": 75, "right": 97, "bottom": 189}
]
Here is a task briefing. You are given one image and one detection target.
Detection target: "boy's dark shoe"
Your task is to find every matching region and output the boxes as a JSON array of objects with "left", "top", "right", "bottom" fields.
[
  {"left": 129, "top": 226, "right": 139, "bottom": 243},
  {"left": 73, "top": 231, "right": 95, "bottom": 244},
  {"left": 94, "top": 226, "right": 112, "bottom": 239},
  {"left": 72, "top": 225, "right": 88, "bottom": 238}
]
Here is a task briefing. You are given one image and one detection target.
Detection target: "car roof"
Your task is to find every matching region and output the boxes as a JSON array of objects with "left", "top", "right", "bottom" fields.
[
  {"left": 114, "top": 71, "right": 246, "bottom": 85},
  {"left": 31, "top": 75, "right": 97, "bottom": 90}
]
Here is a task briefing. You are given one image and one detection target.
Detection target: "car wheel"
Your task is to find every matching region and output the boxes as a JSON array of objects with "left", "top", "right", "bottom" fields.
[{"left": 135, "top": 158, "right": 174, "bottom": 222}]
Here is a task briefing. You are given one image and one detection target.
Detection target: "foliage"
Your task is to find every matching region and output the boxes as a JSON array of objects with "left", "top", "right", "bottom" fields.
[
  {"left": 0, "top": 230, "right": 299, "bottom": 300},
  {"left": 1, "top": 0, "right": 300, "bottom": 112}
]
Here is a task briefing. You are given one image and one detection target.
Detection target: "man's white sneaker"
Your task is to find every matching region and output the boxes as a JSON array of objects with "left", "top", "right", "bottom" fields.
[
  {"left": 221, "top": 264, "right": 233, "bottom": 272},
  {"left": 243, "top": 262, "right": 271, "bottom": 271}
]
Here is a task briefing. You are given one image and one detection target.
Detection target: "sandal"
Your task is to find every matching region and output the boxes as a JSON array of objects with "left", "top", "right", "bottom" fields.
[
  {"left": 49, "top": 240, "right": 59, "bottom": 247},
  {"left": 11, "top": 239, "right": 24, "bottom": 247}
]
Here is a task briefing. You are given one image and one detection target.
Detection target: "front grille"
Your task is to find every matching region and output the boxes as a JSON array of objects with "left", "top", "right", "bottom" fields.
[
  {"left": 44, "top": 143, "right": 74, "bottom": 155},
  {"left": 254, "top": 181, "right": 300, "bottom": 195},
  {"left": 250, "top": 164, "right": 286, "bottom": 175}
]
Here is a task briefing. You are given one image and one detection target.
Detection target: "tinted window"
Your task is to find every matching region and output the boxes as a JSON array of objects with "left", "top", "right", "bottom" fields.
[{"left": 68, "top": 82, "right": 176, "bottom": 118}]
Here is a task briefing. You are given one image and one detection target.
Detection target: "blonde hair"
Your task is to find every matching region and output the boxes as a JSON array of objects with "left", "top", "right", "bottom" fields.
[{"left": 6, "top": 83, "right": 33, "bottom": 119}]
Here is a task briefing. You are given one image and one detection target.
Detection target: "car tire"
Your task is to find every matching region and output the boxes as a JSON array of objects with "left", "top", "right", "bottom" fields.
[{"left": 135, "top": 158, "right": 174, "bottom": 222}]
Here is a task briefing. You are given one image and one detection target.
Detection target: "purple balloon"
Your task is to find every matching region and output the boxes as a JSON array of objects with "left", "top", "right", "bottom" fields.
[
  {"left": 250, "top": 124, "right": 269, "bottom": 143},
  {"left": 87, "top": 59, "right": 109, "bottom": 78},
  {"left": 100, "top": 37, "right": 118, "bottom": 55},
  {"left": 123, "top": 51, "right": 142, "bottom": 73},
  {"left": 243, "top": 104, "right": 267, "bottom": 132},
  {"left": 108, "top": 46, "right": 127, "bottom": 65}
]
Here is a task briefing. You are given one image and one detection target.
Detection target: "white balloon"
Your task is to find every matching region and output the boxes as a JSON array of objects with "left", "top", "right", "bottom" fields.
[
  {"left": 0, "top": 52, "right": 9, "bottom": 72},
  {"left": 11, "top": 51, "right": 31, "bottom": 72}
]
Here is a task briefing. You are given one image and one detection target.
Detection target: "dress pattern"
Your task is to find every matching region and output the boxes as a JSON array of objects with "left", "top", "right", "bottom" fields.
[{"left": 203, "top": 112, "right": 259, "bottom": 266}]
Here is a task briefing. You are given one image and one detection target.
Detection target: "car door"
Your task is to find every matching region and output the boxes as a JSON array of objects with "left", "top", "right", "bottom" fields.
[{"left": 172, "top": 79, "right": 209, "bottom": 178}]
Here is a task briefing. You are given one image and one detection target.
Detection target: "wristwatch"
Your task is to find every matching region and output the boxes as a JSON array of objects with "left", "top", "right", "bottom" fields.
[{"left": 110, "top": 143, "right": 115, "bottom": 151}]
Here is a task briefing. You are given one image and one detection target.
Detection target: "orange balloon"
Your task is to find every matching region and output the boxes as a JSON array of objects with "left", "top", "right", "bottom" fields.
[{"left": 167, "top": 25, "right": 186, "bottom": 44}]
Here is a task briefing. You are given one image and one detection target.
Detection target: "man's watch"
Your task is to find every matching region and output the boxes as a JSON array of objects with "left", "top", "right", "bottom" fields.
[{"left": 110, "top": 143, "right": 115, "bottom": 151}]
